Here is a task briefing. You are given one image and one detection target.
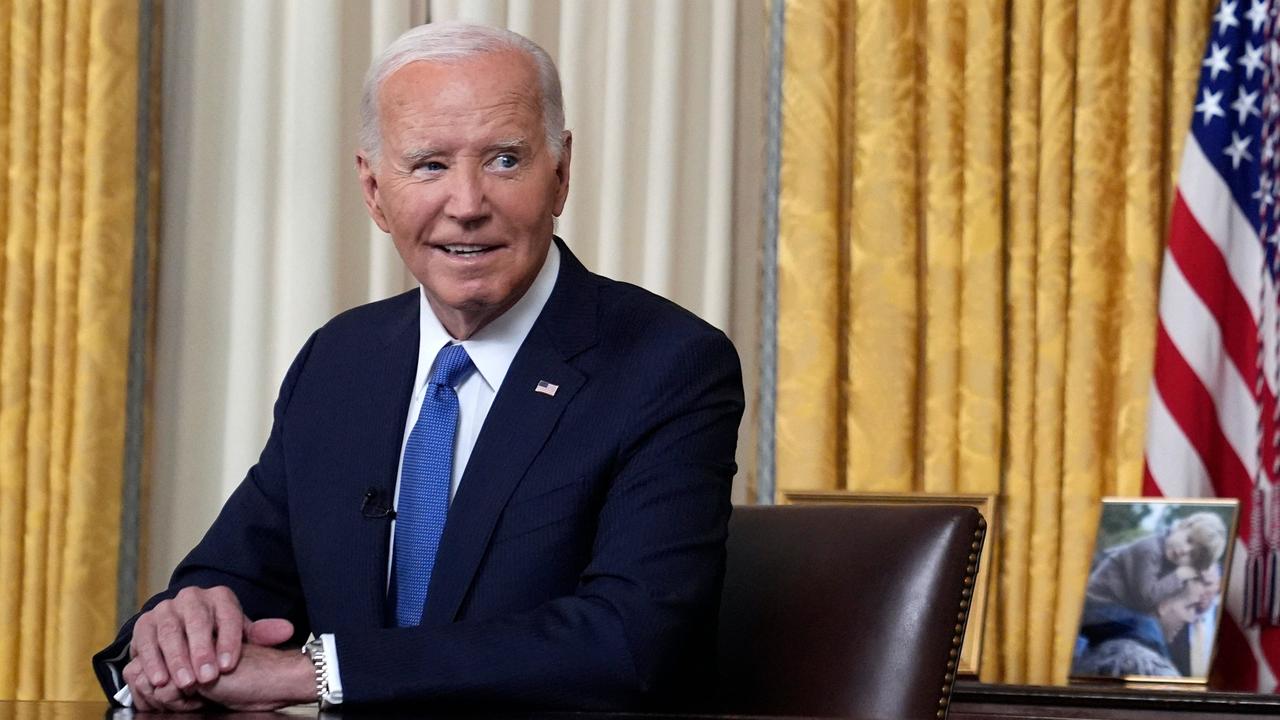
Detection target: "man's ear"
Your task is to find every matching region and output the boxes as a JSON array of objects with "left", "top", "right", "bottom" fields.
[
  {"left": 357, "top": 153, "right": 391, "bottom": 232},
  {"left": 552, "top": 131, "right": 572, "bottom": 217}
]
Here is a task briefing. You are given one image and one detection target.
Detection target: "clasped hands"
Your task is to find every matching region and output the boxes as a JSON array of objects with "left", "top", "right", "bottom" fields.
[{"left": 122, "top": 586, "right": 315, "bottom": 712}]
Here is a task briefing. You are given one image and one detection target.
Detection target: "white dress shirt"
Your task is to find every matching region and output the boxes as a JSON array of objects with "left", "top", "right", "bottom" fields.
[
  {"left": 115, "top": 243, "right": 561, "bottom": 708},
  {"left": 1188, "top": 599, "right": 1218, "bottom": 677}
]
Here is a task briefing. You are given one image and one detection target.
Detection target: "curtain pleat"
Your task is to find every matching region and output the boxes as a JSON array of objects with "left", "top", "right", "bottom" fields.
[
  {"left": 920, "top": 0, "right": 966, "bottom": 495},
  {"left": 0, "top": 0, "right": 149, "bottom": 701},
  {"left": 57, "top": 0, "right": 140, "bottom": 700},
  {"left": 702, "top": 0, "right": 736, "bottom": 325},
  {"left": 777, "top": 0, "right": 1215, "bottom": 684},
  {"left": 594, "top": 0, "right": 634, "bottom": 282},
  {"left": 1, "top": 0, "right": 43, "bottom": 696},
  {"left": 776, "top": 0, "right": 842, "bottom": 493},
  {"left": 846, "top": 1, "right": 921, "bottom": 493},
  {"left": 955, "top": 0, "right": 1005, "bottom": 504},
  {"left": 45, "top": 7, "right": 89, "bottom": 689},
  {"left": 1000, "top": 0, "right": 1042, "bottom": 683},
  {"left": 21, "top": 0, "right": 66, "bottom": 700}
]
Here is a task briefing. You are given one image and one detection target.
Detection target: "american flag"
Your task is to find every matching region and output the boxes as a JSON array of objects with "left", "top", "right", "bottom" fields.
[{"left": 1145, "top": 0, "right": 1280, "bottom": 691}]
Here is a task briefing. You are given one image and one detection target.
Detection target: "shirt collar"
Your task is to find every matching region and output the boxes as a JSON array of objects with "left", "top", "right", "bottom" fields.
[{"left": 417, "top": 241, "right": 561, "bottom": 393}]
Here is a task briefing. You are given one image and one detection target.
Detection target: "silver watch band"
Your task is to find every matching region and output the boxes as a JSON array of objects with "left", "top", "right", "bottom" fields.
[{"left": 302, "top": 638, "right": 330, "bottom": 703}]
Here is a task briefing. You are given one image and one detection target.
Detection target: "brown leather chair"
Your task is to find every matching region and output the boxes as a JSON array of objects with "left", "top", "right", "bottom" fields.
[{"left": 716, "top": 504, "right": 986, "bottom": 719}]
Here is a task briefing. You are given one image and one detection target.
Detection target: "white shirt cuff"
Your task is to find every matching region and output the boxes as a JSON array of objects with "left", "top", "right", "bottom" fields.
[
  {"left": 113, "top": 684, "right": 133, "bottom": 707},
  {"left": 319, "top": 633, "right": 343, "bottom": 704}
]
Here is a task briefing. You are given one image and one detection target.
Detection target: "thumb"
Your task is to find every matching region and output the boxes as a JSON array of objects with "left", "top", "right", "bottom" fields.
[{"left": 244, "top": 617, "right": 295, "bottom": 646}]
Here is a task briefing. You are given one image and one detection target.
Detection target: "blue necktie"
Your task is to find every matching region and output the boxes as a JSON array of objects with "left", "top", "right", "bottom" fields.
[{"left": 393, "top": 343, "right": 473, "bottom": 627}]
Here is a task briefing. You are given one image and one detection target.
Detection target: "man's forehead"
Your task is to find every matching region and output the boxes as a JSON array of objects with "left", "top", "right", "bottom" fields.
[
  {"left": 383, "top": 99, "right": 540, "bottom": 150},
  {"left": 378, "top": 57, "right": 543, "bottom": 151}
]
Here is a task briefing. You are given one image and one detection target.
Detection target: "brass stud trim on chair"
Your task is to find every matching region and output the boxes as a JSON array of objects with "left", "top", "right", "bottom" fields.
[{"left": 935, "top": 517, "right": 986, "bottom": 720}]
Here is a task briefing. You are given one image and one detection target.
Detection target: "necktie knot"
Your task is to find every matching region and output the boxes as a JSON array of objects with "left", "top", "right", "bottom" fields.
[{"left": 429, "top": 343, "right": 473, "bottom": 389}]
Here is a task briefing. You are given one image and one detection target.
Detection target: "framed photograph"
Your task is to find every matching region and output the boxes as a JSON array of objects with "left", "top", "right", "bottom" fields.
[
  {"left": 781, "top": 491, "right": 996, "bottom": 678},
  {"left": 1070, "top": 498, "right": 1239, "bottom": 685}
]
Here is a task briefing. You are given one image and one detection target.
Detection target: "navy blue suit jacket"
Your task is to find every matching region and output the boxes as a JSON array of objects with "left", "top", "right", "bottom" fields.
[{"left": 93, "top": 240, "right": 744, "bottom": 709}]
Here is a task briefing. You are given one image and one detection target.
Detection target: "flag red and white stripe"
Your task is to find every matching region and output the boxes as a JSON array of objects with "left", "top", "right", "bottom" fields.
[{"left": 1145, "top": 0, "right": 1280, "bottom": 691}]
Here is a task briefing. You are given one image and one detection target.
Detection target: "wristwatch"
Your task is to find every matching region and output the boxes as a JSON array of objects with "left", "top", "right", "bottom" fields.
[{"left": 302, "top": 638, "right": 330, "bottom": 704}]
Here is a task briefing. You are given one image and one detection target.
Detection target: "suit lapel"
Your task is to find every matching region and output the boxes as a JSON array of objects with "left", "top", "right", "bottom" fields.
[
  {"left": 347, "top": 291, "right": 419, "bottom": 629},
  {"left": 423, "top": 239, "right": 599, "bottom": 624}
]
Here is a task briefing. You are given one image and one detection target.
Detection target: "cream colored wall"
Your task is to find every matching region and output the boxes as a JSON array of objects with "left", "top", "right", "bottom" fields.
[{"left": 148, "top": 0, "right": 764, "bottom": 594}]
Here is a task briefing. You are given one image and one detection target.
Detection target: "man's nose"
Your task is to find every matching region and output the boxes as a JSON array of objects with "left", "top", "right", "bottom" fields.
[{"left": 444, "top": 168, "right": 489, "bottom": 224}]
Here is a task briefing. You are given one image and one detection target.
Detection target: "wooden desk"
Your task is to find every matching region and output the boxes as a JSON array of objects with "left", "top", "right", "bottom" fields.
[
  {"left": 7, "top": 686, "right": 1280, "bottom": 720},
  {"left": 950, "top": 681, "right": 1280, "bottom": 719},
  {"left": 1, "top": 701, "right": 763, "bottom": 720}
]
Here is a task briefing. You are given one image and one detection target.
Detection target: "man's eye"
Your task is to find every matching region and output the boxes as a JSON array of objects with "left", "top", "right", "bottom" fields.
[
  {"left": 416, "top": 161, "right": 446, "bottom": 173},
  {"left": 493, "top": 154, "right": 519, "bottom": 170}
]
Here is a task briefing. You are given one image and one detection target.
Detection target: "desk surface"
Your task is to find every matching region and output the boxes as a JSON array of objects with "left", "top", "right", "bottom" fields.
[
  {"left": 951, "top": 681, "right": 1280, "bottom": 719},
  {"left": 6, "top": 684, "right": 1280, "bottom": 720},
  {"left": 0, "top": 701, "right": 791, "bottom": 720}
]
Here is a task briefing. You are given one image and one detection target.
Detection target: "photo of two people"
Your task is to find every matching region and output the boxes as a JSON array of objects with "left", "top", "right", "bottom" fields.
[{"left": 1072, "top": 500, "right": 1238, "bottom": 682}]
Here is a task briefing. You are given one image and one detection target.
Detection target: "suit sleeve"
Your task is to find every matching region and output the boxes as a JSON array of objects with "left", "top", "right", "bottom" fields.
[
  {"left": 333, "top": 328, "right": 744, "bottom": 710},
  {"left": 90, "top": 332, "right": 320, "bottom": 700}
]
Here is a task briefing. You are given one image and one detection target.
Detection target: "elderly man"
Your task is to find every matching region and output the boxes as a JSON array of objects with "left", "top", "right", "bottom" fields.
[{"left": 93, "top": 22, "right": 743, "bottom": 711}]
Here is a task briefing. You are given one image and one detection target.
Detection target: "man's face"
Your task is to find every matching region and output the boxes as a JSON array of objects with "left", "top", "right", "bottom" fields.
[
  {"left": 1158, "top": 584, "right": 1203, "bottom": 628},
  {"left": 358, "top": 50, "right": 571, "bottom": 339}
]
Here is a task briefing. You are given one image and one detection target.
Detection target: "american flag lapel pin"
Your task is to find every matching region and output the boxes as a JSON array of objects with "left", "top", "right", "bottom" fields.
[{"left": 535, "top": 380, "right": 559, "bottom": 397}]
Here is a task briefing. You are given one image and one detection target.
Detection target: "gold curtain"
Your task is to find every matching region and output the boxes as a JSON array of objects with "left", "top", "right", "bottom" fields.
[
  {"left": 776, "top": 0, "right": 1214, "bottom": 683},
  {"left": 0, "top": 0, "right": 158, "bottom": 701}
]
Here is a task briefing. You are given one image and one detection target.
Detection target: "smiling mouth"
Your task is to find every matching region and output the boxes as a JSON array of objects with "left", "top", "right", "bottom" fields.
[{"left": 438, "top": 244, "right": 497, "bottom": 256}]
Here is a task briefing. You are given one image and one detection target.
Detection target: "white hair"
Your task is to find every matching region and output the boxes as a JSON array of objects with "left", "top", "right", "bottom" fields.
[{"left": 359, "top": 22, "right": 566, "bottom": 166}]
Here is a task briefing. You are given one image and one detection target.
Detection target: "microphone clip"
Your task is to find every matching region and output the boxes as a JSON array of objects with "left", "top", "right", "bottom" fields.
[{"left": 361, "top": 488, "right": 396, "bottom": 519}]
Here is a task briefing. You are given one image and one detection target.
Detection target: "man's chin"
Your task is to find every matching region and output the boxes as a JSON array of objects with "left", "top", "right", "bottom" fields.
[{"left": 422, "top": 290, "right": 513, "bottom": 338}]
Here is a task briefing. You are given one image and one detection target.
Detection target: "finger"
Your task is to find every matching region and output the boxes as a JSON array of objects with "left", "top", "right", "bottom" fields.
[
  {"left": 131, "top": 615, "right": 171, "bottom": 688},
  {"left": 126, "top": 664, "right": 156, "bottom": 712},
  {"left": 209, "top": 589, "right": 245, "bottom": 671},
  {"left": 121, "top": 659, "right": 143, "bottom": 698},
  {"left": 245, "top": 617, "right": 295, "bottom": 646},
  {"left": 154, "top": 604, "right": 197, "bottom": 690},
  {"left": 175, "top": 590, "right": 219, "bottom": 683}
]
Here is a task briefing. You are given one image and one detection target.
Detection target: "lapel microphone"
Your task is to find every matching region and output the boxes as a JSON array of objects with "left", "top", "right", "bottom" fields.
[{"left": 361, "top": 487, "right": 396, "bottom": 519}]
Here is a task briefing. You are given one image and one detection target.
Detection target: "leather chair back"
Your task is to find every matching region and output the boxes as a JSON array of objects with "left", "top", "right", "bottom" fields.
[{"left": 716, "top": 504, "right": 986, "bottom": 719}]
